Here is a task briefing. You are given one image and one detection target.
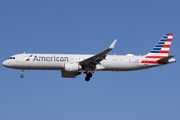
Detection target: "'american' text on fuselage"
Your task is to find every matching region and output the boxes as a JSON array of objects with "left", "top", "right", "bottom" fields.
[{"left": 33, "top": 55, "right": 68, "bottom": 62}]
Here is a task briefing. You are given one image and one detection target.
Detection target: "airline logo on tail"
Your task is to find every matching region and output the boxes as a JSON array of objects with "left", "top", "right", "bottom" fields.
[
  {"left": 149, "top": 33, "right": 173, "bottom": 55},
  {"left": 142, "top": 33, "right": 173, "bottom": 64}
]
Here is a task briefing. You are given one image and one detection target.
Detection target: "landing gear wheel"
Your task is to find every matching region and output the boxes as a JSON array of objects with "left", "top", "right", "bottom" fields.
[
  {"left": 20, "top": 74, "right": 24, "bottom": 78},
  {"left": 85, "top": 72, "right": 93, "bottom": 82},
  {"left": 20, "top": 70, "right": 24, "bottom": 78},
  {"left": 85, "top": 76, "right": 90, "bottom": 81}
]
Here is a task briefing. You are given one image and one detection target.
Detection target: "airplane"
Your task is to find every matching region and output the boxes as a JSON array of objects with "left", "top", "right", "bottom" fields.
[{"left": 2, "top": 33, "right": 176, "bottom": 81}]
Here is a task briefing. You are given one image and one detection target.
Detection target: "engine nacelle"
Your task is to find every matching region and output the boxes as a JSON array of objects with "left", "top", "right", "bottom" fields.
[
  {"left": 64, "top": 62, "right": 82, "bottom": 72},
  {"left": 61, "top": 70, "right": 81, "bottom": 78}
]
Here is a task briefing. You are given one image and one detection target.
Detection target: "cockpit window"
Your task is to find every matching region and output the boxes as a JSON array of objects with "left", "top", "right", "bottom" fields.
[{"left": 8, "top": 57, "right": 15, "bottom": 59}]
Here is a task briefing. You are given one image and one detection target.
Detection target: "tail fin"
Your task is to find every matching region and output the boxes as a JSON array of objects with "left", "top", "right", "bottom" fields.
[
  {"left": 142, "top": 33, "right": 174, "bottom": 64},
  {"left": 146, "top": 33, "right": 173, "bottom": 58}
]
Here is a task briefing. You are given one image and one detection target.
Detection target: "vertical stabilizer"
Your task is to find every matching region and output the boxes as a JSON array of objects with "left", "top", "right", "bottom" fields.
[
  {"left": 142, "top": 33, "right": 174, "bottom": 64},
  {"left": 146, "top": 33, "right": 173, "bottom": 58}
]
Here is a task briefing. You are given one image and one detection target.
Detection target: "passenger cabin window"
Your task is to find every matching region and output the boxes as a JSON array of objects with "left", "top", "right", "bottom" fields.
[{"left": 8, "top": 57, "right": 15, "bottom": 59}]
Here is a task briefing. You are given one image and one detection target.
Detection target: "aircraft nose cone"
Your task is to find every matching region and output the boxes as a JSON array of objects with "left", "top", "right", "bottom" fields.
[{"left": 2, "top": 60, "right": 9, "bottom": 67}]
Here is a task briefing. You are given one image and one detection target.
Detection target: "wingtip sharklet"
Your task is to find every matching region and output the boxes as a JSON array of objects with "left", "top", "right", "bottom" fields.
[{"left": 109, "top": 39, "right": 117, "bottom": 49}]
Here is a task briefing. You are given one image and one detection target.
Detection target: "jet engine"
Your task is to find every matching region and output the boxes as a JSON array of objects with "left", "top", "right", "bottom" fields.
[
  {"left": 64, "top": 62, "right": 82, "bottom": 72},
  {"left": 61, "top": 70, "right": 81, "bottom": 78}
]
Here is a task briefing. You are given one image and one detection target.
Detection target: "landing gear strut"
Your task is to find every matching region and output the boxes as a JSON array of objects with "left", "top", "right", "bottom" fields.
[
  {"left": 85, "top": 72, "right": 93, "bottom": 82},
  {"left": 20, "top": 70, "right": 24, "bottom": 78}
]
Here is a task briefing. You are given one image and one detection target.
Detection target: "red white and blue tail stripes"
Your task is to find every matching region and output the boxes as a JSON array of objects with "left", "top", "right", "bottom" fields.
[{"left": 141, "top": 33, "right": 173, "bottom": 64}]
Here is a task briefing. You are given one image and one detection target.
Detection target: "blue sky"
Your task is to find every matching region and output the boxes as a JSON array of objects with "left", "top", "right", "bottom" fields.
[{"left": 0, "top": 0, "right": 179, "bottom": 120}]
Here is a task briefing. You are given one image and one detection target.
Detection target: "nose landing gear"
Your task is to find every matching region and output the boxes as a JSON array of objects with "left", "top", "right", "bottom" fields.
[
  {"left": 20, "top": 70, "right": 24, "bottom": 78},
  {"left": 85, "top": 72, "right": 93, "bottom": 82}
]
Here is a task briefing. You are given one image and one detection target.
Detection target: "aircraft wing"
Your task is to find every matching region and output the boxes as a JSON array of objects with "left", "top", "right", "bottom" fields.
[{"left": 79, "top": 39, "right": 117, "bottom": 69}]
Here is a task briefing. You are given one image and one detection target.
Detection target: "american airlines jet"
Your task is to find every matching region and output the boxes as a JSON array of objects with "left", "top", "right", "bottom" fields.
[{"left": 2, "top": 33, "right": 176, "bottom": 81}]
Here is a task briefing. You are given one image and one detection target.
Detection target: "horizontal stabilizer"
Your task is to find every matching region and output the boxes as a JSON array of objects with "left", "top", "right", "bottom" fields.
[{"left": 157, "top": 55, "right": 175, "bottom": 62}]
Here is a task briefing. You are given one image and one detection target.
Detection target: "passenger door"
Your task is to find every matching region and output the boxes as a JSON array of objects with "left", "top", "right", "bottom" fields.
[{"left": 20, "top": 53, "right": 26, "bottom": 63}]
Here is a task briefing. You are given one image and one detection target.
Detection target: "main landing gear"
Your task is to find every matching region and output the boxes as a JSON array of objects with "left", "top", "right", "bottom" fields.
[
  {"left": 20, "top": 70, "right": 24, "bottom": 78},
  {"left": 85, "top": 72, "right": 93, "bottom": 82}
]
